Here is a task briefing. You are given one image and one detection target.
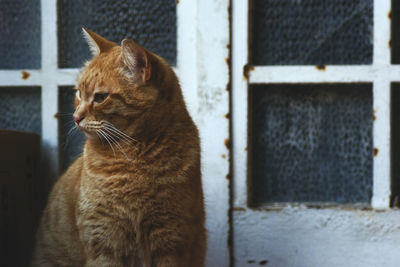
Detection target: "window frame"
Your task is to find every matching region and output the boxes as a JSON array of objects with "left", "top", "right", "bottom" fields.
[{"left": 232, "top": 0, "right": 393, "bottom": 209}]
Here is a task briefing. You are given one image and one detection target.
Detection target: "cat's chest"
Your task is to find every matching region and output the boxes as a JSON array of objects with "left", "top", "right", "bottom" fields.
[
  {"left": 76, "top": 178, "right": 150, "bottom": 266},
  {"left": 79, "top": 173, "right": 153, "bottom": 217}
]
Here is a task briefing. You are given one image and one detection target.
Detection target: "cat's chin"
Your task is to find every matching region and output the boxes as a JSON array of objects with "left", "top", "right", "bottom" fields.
[
  {"left": 84, "top": 132, "right": 98, "bottom": 140},
  {"left": 76, "top": 127, "right": 98, "bottom": 140},
  {"left": 81, "top": 130, "right": 101, "bottom": 141}
]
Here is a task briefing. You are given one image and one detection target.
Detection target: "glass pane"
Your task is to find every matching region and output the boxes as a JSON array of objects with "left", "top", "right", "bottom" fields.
[
  {"left": 251, "top": 0, "right": 373, "bottom": 65},
  {"left": 392, "top": 0, "right": 400, "bottom": 63},
  {"left": 250, "top": 84, "right": 373, "bottom": 205},
  {"left": 58, "top": 0, "right": 176, "bottom": 68},
  {"left": 0, "top": 87, "right": 41, "bottom": 134},
  {"left": 0, "top": 0, "right": 41, "bottom": 69},
  {"left": 391, "top": 83, "right": 400, "bottom": 206},
  {"left": 58, "top": 87, "right": 85, "bottom": 173}
]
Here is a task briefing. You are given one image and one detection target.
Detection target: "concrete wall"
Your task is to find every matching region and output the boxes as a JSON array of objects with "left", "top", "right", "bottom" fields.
[{"left": 233, "top": 207, "right": 400, "bottom": 267}]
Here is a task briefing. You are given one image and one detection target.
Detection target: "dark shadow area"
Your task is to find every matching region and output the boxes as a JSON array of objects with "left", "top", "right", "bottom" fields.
[{"left": 0, "top": 131, "right": 43, "bottom": 266}]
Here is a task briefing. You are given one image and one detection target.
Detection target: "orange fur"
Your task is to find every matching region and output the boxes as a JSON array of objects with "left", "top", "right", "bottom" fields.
[{"left": 32, "top": 29, "right": 205, "bottom": 267}]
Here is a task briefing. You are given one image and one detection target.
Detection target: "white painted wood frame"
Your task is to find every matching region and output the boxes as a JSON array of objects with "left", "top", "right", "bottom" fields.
[{"left": 0, "top": 0, "right": 231, "bottom": 266}]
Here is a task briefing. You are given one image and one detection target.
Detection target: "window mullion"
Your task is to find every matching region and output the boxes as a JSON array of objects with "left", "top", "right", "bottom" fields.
[
  {"left": 371, "top": 0, "right": 392, "bottom": 208},
  {"left": 41, "top": 0, "right": 59, "bottom": 179},
  {"left": 232, "top": 0, "right": 250, "bottom": 208}
]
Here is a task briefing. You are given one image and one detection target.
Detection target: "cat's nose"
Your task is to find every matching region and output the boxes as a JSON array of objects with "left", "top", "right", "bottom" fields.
[{"left": 73, "top": 114, "right": 84, "bottom": 125}]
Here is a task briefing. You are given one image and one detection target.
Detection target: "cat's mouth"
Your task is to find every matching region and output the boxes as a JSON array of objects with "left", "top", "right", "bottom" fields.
[
  {"left": 77, "top": 120, "right": 136, "bottom": 145},
  {"left": 76, "top": 120, "right": 102, "bottom": 139}
]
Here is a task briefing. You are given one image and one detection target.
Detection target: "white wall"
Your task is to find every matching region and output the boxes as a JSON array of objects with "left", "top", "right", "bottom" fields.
[
  {"left": 178, "top": 0, "right": 231, "bottom": 266},
  {"left": 234, "top": 207, "right": 400, "bottom": 267}
]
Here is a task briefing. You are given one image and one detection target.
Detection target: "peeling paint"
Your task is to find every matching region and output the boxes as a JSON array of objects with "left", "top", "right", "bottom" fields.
[
  {"left": 388, "top": 10, "right": 391, "bottom": 19},
  {"left": 373, "top": 109, "right": 376, "bottom": 121},
  {"left": 21, "top": 71, "right": 30, "bottom": 80},
  {"left": 222, "top": 154, "right": 226, "bottom": 159},
  {"left": 315, "top": 65, "right": 326, "bottom": 71},
  {"left": 225, "top": 80, "right": 231, "bottom": 92},
  {"left": 243, "top": 64, "right": 254, "bottom": 80},
  {"left": 374, "top": 147, "right": 379, "bottom": 157},
  {"left": 197, "top": 87, "right": 224, "bottom": 115},
  {"left": 225, "top": 113, "right": 230, "bottom": 119},
  {"left": 224, "top": 138, "right": 231, "bottom": 149}
]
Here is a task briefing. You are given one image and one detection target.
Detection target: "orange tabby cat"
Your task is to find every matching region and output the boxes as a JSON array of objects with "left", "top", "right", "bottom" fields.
[{"left": 32, "top": 28, "right": 205, "bottom": 267}]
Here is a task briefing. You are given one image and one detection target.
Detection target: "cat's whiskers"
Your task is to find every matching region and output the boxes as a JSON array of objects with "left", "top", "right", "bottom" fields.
[
  {"left": 97, "top": 129, "right": 116, "bottom": 158},
  {"left": 95, "top": 131, "right": 105, "bottom": 145},
  {"left": 100, "top": 129, "right": 131, "bottom": 161},
  {"left": 86, "top": 121, "right": 132, "bottom": 150},
  {"left": 101, "top": 121, "right": 138, "bottom": 143},
  {"left": 102, "top": 126, "right": 134, "bottom": 147},
  {"left": 63, "top": 124, "right": 78, "bottom": 150}
]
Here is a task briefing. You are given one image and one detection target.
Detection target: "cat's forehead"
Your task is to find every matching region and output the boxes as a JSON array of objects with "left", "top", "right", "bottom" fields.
[{"left": 77, "top": 60, "right": 121, "bottom": 92}]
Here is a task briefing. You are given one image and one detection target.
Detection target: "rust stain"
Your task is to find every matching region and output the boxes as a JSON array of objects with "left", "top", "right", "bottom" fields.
[
  {"left": 176, "top": 0, "right": 179, "bottom": 4},
  {"left": 226, "top": 173, "right": 232, "bottom": 180},
  {"left": 224, "top": 112, "right": 230, "bottom": 119},
  {"left": 374, "top": 147, "right": 379, "bottom": 157},
  {"left": 225, "top": 57, "right": 230, "bottom": 66},
  {"left": 388, "top": 10, "right": 392, "bottom": 19},
  {"left": 225, "top": 80, "right": 231, "bottom": 92},
  {"left": 222, "top": 154, "right": 226, "bottom": 159},
  {"left": 224, "top": 138, "right": 231, "bottom": 149},
  {"left": 243, "top": 64, "right": 254, "bottom": 80},
  {"left": 373, "top": 109, "right": 376, "bottom": 121},
  {"left": 259, "top": 260, "right": 268, "bottom": 265},
  {"left": 315, "top": 65, "right": 326, "bottom": 71},
  {"left": 244, "top": 146, "right": 248, "bottom": 151},
  {"left": 389, "top": 39, "right": 392, "bottom": 49},
  {"left": 226, "top": 43, "right": 231, "bottom": 50},
  {"left": 21, "top": 71, "right": 30, "bottom": 80}
]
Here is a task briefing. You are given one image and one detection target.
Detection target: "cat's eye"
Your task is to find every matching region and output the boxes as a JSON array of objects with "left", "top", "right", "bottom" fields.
[
  {"left": 75, "top": 89, "right": 81, "bottom": 100},
  {"left": 93, "top": 93, "right": 109, "bottom": 103}
]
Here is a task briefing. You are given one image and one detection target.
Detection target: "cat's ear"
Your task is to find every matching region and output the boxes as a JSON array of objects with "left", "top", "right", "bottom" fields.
[
  {"left": 82, "top": 27, "right": 116, "bottom": 56},
  {"left": 121, "top": 38, "right": 152, "bottom": 83}
]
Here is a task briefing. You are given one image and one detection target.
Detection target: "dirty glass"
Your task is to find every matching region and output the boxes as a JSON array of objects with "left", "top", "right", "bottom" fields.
[
  {"left": 251, "top": 0, "right": 373, "bottom": 65},
  {"left": 250, "top": 84, "right": 373, "bottom": 205},
  {"left": 0, "top": 87, "right": 41, "bottom": 134},
  {"left": 0, "top": 0, "right": 41, "bottom": 69},
  {"left": 58, "top": 0, "right": 176, "bottom": 68},
  {"left": 391, "top": 83, "right": 400, "bottom": 206},
  {"left": 58, "top": 87, "right": 85, "bottom": 172},
  {"left": 392, "top": 0, "right": 400, "bottom": 63}
]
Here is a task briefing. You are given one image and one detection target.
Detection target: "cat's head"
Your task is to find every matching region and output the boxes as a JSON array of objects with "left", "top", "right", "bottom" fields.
[{"left": 73, "top": 28, "right": 177, "bottom": 142}]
